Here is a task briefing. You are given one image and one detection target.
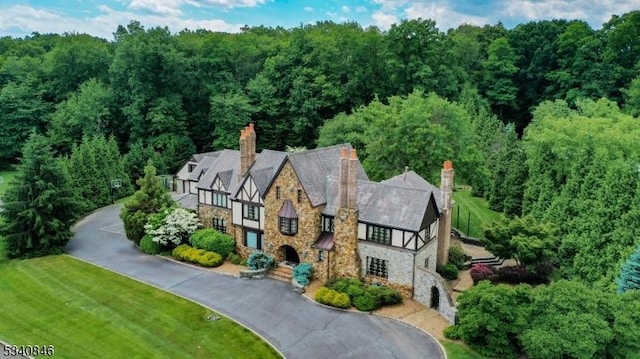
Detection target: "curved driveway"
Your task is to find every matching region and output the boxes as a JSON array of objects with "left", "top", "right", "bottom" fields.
[{"left": 66, "top": 204, "right": 445, "bottom": 359}]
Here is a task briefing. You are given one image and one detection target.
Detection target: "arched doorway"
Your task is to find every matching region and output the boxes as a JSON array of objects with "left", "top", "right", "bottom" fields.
[
  {"left": 280, "top": 245, "right": 300, "bottom": 264},
  {"left": 430, "top": 286, "right": 440, "bottom": 309}
]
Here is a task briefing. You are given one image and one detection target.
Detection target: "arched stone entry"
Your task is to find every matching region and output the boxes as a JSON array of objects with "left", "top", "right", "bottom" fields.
[
  {"left": 280, "top": 245, "right": 300, "bottom": 264},
  {"left": 430, "top": 286, "right": 440, "bottom": 309}
]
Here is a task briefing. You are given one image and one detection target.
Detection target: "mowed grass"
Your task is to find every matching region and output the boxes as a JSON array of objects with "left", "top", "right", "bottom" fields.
[
  {"left": 0, "top": 170, "right": 17, "bottom": 197},
  {"left": 0, "top": 255, "right": 281, "bottom": 359},
  {"left": 442, "top": 341, "right": 489, "bottom": 359},
  {"left": 452, "top": 188, "right": 503, "bottom": 238}
]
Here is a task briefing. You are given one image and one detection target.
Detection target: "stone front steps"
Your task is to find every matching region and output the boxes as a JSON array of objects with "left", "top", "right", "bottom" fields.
[
  {"left": 470, "top": 256, "right": 504, "bottom": 266},
  {"left": 268, "top": 263, "right": 293, "bottom": 282}
]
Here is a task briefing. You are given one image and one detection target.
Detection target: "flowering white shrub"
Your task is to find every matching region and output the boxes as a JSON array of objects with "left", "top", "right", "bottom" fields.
[{"left": 144, "top": 207, "right": 200, "bottom": 246}]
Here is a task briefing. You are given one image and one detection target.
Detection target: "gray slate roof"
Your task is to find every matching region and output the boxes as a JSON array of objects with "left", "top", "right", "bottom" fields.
[
  {"left": 172, "top": 193, "right": 198, "bottom": 210},
  {"left": 287, "top": 144, "right": 368, "bottom": 207},
  {"left": 187, "top": 155, "right": 218, "bottom": 181},
  {"left": 322, "top": 176, "right": 437, "bottom": 231},
  {"left": 192, "top": 151, "right": 220, "bottom": 162},
  {"left": 381, "top": 170, "right": 442, "bottom": 212},
  {"left": 196, "top": 149, "right": 240, "bottom": 190},
  {"left": 231, "top": 149, "right": 288, "bottom": 199}
]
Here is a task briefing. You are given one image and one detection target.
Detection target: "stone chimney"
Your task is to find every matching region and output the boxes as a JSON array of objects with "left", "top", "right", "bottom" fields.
[
  {"left": 331, "top": 147, "right": 361, "bottom": 280},
  {"left": 347, "top": 149, "right": 358, "bottom": 210},
  {"left": 437, "top": 160, "right": 454, "bottom": 266},
  {"left": 338, "top": 147, "right": 349, "bottom": 208},
  {"left": 239, "top": 124, "right": 256, "bottom": 179}
]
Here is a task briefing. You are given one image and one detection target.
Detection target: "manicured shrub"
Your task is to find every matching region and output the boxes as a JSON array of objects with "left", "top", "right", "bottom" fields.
[
  {"left": 346, "top": 284, "right": 365, "bottom": 300},
  {"left": 353, "top": 293, "right": 378, "bottom": 311},
  {"left": 145, "top": 207, "right": 200, "bottom": 247},
  {"left": 247, "top": 251, "right": 274, "bottom": 270},
  {"left": 315, "top": 287, "right": 351, "bottom": 309},
  {"left": 190, "top": 228, "right": 236, "bottom": 258},
  {"left": 470, "top": 264, "right": 494, "bottom": 284},
  {"left": 227, "top": 253, "right": 244, "bottom": 265},
  {"left": 292, "top": 263, "right": 313, "bottom": 286},
  {"left": 328, "top": 277, "right": 364, "bottom": 294},
  {"left": 171, "top": 244, "right": 223, "bottom": 267},
  {"left": 368, "top": 285, "right": 403, "bottom": 306},
  {"left": 438, "top": 263, "right": 459, "bottom": 280},
  {"left": 139, "top": 234, "right": 162, "bottom": 255},
  {"left": 199, "top": 251, "right": 224, "bottom": 267},
  {"left": 449, "top": 244, "right": 467, "bottom": 269},
  {"left": 443, "top": 325, "right": 461, "bottom": 340},
  {"left": 495, "top": 265, "right": 548, "bottom": 285}
]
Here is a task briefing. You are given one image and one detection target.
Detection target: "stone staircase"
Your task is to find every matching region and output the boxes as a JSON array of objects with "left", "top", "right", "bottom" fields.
[
  {"left": 268, "top": 262, "right": 293, "bottom": 282},
  {"left": 470, "top": 256, "right": 504, "bottom": 266}
]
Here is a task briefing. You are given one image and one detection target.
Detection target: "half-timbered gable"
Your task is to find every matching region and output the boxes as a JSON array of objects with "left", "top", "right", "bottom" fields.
[{"left": 174, "top": 151, "right": 220, "bottom": 193}]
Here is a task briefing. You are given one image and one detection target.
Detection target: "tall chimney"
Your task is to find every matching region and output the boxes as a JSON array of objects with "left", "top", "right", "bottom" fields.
[
  {"left": 239, "top": 129, "right": 248, "bottom": 179},
  {"left": 347, "top": 149, "right": 358, "bottom": 210},
  {"left": 437, "top": 160, "right": 454, "bottom": 266},
  {"left": 247, "top": 123, "right": 256, "bottom": 166},
  {"left": 338, "top": 147, "right": 348, "bottom": 208}
]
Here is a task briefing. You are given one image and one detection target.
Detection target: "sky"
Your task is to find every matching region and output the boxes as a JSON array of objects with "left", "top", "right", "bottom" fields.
[{"left": 0, "top": 0, "right": 639, "bottom": 40}]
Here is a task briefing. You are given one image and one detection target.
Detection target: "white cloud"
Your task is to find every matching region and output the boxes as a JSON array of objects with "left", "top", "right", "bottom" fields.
[
  {"left": 501, "top": 0, "right": 640, "bottom": 27},
  {"left": 303, "top": 6, "right": 314, "bottom": 12},
  {"left": 355, "top": 6, "right": 367, "bottom": 13},
  {"left": 405, "top": 3, "right": 489, "bottom": 31},
  {"left": 341, "top": 6, "right": 351, "bottom": 13},
  {"left": 372, "top": 10, "right": 398, "bottom": 30},
  {"left": 327, "top": 11, "right": 337, "bottom": 18},
  {"left": 129, "top": 0, "right": 184, "bottom": 16},
  {"left": 0, "top": 4, "right": 244, "bottom": 40}
]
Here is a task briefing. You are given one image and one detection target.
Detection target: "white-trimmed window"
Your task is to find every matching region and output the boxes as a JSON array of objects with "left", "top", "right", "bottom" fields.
[
  {"left": 322, "top": 216, "right": 334, "bottom": 232},
  {"left": 243, "top": 204, "right": 259, "bottom": 220},
  {"left": 244, "top": 230, "right": 263, "bottom": 250},
  {"left": 212, "top": 192, "right": 228, "bottom": 208},
  {"left": 366, "top": 256, "right": 388, "bottom": 278}
]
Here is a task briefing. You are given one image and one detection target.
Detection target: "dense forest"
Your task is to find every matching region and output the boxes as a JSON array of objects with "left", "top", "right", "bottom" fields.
[{"left": 2, "top": 12, "right": 640, "bottom": 284}]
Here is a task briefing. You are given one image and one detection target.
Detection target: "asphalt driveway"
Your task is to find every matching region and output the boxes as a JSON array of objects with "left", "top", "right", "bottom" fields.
[{"left": 66, "top": 204, "right": 445, "bottom": 359}]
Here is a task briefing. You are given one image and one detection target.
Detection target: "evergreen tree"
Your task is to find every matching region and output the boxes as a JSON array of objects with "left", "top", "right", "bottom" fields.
[
  {"left": 0, "top": 133, "right": 81, "bottom": 258},
  {"left": 119, "top": 164, "right": 174, "bottom": 245},
  {"left": 618, "top": 245, "right": 640, "bottom": 293}
]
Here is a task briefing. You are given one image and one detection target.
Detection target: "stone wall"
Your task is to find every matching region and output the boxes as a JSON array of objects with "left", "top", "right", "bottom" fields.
[
  {"left": 358, "top": 241, "right": 414, "bottom": 296},
  {"left": 263, "top": 161, "right": 324, "bottom": 274},
  {"left": 415, "top": 237, "right": 439, "bottom": 272},
  {"left": 331, "top": 208, "right": 360, "bottom": 280},
  {"left": 198, "top": 205, "right": 233, "bottom": 236},
  {"left": 413, "top": 267, "right": 457, "bottom": 324}
]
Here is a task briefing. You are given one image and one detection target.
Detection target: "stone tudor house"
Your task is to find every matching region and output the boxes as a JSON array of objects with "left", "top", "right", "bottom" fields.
[{"left": 175, "top": 124, "right": 456, "bottom": 317}]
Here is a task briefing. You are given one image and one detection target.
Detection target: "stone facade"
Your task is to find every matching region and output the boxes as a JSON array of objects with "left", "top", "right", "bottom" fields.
[
  {"left": 414, "top": 267, "right": 457, "bottom": 324},
  {"left": 331, "top": 208, "right": 361, "bottom": 280},
  {"left": 263, "top": 161, "right": 324, "bottom": 272},
  {"left": 198, "top": 205, "right": 233, "bottom": 236},
  {"left": 358, "top": 241, "right": 414, "bottom": 297}
]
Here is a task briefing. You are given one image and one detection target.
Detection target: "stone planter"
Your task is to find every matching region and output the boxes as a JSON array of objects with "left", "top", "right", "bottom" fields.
[
  {"left": 239, "top": 268, "right": 269, "bottom": 279},
  {"left": 291, "top": 277, "right": 306, "bottom": 294}
]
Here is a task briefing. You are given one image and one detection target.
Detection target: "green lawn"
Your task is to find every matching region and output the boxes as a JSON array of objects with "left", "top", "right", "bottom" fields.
[
  {"left": 452, "top": 188, "right": 503, "bottom": 238},
  {"left": 443, "top": 340, "right": 489, "bottom": 359},
  {"left": 0, "top": 255, "right": 281, "bottom": 359},
  {"left": 0, "top": 170, "right": 16, "bottom": 197}
]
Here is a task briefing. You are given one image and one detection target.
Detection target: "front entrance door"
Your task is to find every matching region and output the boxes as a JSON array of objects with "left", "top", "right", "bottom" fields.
[
  {"left": 281, "top": 245, "right": 300, "bottom": 264},
  {"left": 430, "top": 286, "right": 440, "bottom": 309}
]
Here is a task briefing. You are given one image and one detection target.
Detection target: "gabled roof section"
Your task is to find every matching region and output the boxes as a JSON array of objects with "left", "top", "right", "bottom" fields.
[
  {"left": 322, "top": 176, "right": 438, "bottom": 232},
  {"left": 193, "top": 151, "right": 220, "bottom": 162},
  {"left": 286, "top": 144, "right": 368, "bottom": 207},
  {"left": 382, "top": 170, "right": 442, "bottom": 212},
  {"left": 187, "top": 154, "right": 219, "bottom": 181},
  {"left": 231, "top": 149, "right": 287, "bottom": 199},
  {"left": 176, "top": 151, "right": 221, "bottom": 179},
  {"left": 195, "top": 149, "right": 240, "bottom": 190}
]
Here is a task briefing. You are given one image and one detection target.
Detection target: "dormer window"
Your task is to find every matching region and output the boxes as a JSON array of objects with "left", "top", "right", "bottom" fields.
[
  {"left": 188, "top": 164, "right": 197, "bottom": 172},
  {"left": 278, "top": 200, "right": 298, "bottom": 235}
]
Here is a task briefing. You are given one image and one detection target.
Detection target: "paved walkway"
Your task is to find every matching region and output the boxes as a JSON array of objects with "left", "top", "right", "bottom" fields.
[{"left": 66, "top": 204, "right": 445, "bottom": 359}]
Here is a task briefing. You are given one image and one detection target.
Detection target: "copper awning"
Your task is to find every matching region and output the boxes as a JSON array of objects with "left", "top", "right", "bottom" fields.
[{"left": 312, "top": 232, "right": 335, "bottom": 251}]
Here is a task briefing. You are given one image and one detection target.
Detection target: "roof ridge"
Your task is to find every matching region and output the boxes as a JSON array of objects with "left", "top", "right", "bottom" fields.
[
  {"left": 326, "top": 174, "right": 435, "bottom": 194},
  {"left": 289, "top": 143, "right": 351, "bottom": 156}
]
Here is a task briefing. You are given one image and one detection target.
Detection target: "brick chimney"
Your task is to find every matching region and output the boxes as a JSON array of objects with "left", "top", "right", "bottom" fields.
[
  {"left": 239, "top": 124, "right": 256, "bottom": 179},
  {"left": 437, "top": 160, "right": 454, "bottom": 266},
  {"left": 347, "top": 149, "right": 358, "bottom": 210},
  {"left": 338, "top": 147, "right": 348, "bottom": 208}
]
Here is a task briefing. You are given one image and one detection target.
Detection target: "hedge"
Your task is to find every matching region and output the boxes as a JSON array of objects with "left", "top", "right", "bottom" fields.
[
  {"left": 172, "top": 244, "right": 223, "bottom": 267},
  {"left": 139, "top": 234, "right": 162, "bottom": 255},
  {"left": 189, "top": 228, "right": 236, "bottom": 258},
  {"left": 315, "top": 287, "right": 351, "bottom": 309},
  {"left": 327, "top": 277, "right": 402, "bottom": 311}
]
